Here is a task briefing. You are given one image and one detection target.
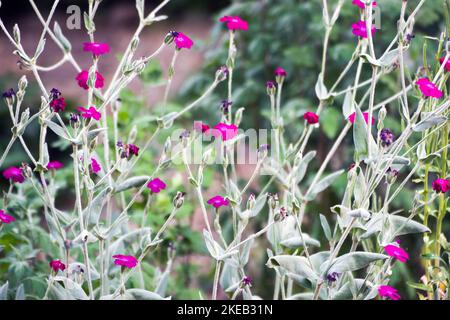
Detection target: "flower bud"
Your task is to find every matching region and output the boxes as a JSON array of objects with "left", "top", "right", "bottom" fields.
[
  {"left": 215, "top": 66, "right": 229, "bottom": 82},
  {"left": 173, "top": 191, "right": 186, "bottom": 209},
  {"left": 266, "top": 81, "right": 276, "bottom": 96},
  {"left": 18, "top": 76, "right": 28, "bottom": 91},
  {"left": 246, "top": 194, "right": 256, "bottom": 211},
  {"left": 386, "top": 168, "right": 399, "bottom": 184}
]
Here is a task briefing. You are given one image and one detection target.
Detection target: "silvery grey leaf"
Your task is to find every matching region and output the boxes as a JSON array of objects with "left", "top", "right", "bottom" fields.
[
  {"left": 45, "top": 210, "right": 65, "bottom": 246},
  {"left": 240, "top": 238, "right": 254, "bottom": 266},
  {"left": 114, "top": 176, "right": 150, "bottom": 193},
  {"left": 0, "top": 282, "right": 8, "bottom": 300},
  {"left": 305, "top": 169, "right": 344, "bottom": 201},
  {"left": 360, "top": 53, "right": 382, "bottom": 67},
  {"left": 83, "top": 187, "right": 113, "bottom": 225},
  {"left": 287, "top": 293, "right": 315, "bottom": 300},
  {"left": 315, "top": 73, "right": 329, "bottom": 100},
  {"left": 53, "top": 22, "right": 72, "bottom": 52},
  {"left": 348, "top": 208, "right": 371, "bottom": 219},
  {"left": 342, "top": 89, "right": 355, "bottom": 118},
  {"left": 126, "top": 289, "right": 170, "bottom": 300},
  {"left": 353, "top": 106, "right": 370, "bottom": 161},
  {"left": 248, "top": 194, "right": 267, "bottom": 218},
  {"left": 280, "top": 236, "right": 321, "bottom": 249},
  {"left": 34, "top": 38, "right": 46, "bottom": 59},
  {"left": 220, "top": 259, "right": 240, "bottom": 293},
  {"left": 267, "top": 255, "right": 318, "bottom": 281},
  {"left": 51, "top": 282, "right": 74, "bottom": 300},
  {"left": 15, "top": 284, "right": 25, "bottom": 300},
  {"left": 319, "top": 214, "right": 332, "bottom": 241},
  {"left": 361, "top": 214, "right": 430, "bottom": 239},
  {"left": 108, "top": 228, "right": 150, "bottom": 258},
  {"left": 327, "top": 252, "right": 388, "bottom": 275},
  {"left": 333, "top": 278, "right": 370, "bottom": 300},
  {"left": 45, "top": 120, "right": 71, "bottom": 141},
  {"left": 294, "top": 151, "right": 316, "bottom": 184},
  {"left": 413, "top": 114, "right": 447, "bottom": 132},
  {"left": 53, "top": 277, "right": 89, "bottom": 300}
]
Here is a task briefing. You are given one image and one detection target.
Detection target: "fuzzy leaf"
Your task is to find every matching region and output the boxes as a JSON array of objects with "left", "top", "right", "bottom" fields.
[
  {"left": 327, "top": 252, "right": 388, "bottom": 274},
  {"left": 305, "top": 170, "right": 344, "bottom": 201}
]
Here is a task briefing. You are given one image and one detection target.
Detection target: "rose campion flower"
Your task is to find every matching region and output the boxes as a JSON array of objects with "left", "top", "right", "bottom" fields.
[
  {"left": 432, "top": 178, "right": 450, "bottom": 193},
  {"left": 172, "top": 32, "right": 194, "bottom": 50},
  {"left": 348, "top": 112, "right": 375, "bottom": 125},
  {"left": 352, "top": 20, "right": 376, "bottom": 38},
  {"left": 212, "top": 122, "right": 238, "bottom": 141},
  {"left": 0, "top": 209, "right": 15, "bottom": 224},
  {"left": 50, "top": 97, "right": 66, "bottom": 113},
  {"left": 207, "top": 195, "right": 229, "bottom": 209},
  {"left": 91, "top": 158, "right": 102, "bottom": 174},
  {"left": 378, "top": 285, "right": 401, "bottom": 300},
  {"left": 83, "top": 42, "right": 110, "bottom": 56},
  {"left": 146, "top": 178, "right": 167, "bottom": 194},
  {"left": 77, "top": 106, "right": 102, "bottom": 121},
  {"left": 352, "top": 0, "right": 377, "bottom": 9},
  {"left": 128, "top": 144, "right": 139, "bottom": 157},
  {"left": 219, "top": 16, "right": 248, "bottom": 31},
  {"left": 384, "top": 244, "right": 409, "bottom": 263},
  {"left": 76, "top": 70, "right": 105, "bottom": 90},
  {"left": 194, "top": 121, "right": 210, "bottom": 134},
  {"left": 2, "top": 166, "right": 25, "bottom": 183},
  {"left": 49, "top": 259, "right": 66, "bottom": 272},
  {"left": 47, "top": 161, "right": 63, "bottom": 170},
  {"left": 113, "top": 254, "right": 138, "bottom": 269},
  {"left": 439, "top": 57, "right": 450, "bottom": 72},
  {"left": 303, "top": 112, "right": 319, "bottom": 124},
  {"left": 416, "top": 78, "right": 443, "bottom": 99}
]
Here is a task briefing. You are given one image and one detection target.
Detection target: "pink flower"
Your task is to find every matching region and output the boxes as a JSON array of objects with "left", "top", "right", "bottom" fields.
[
  {"left": 2, "top": 166, "right": 25, "bottom": 183},
  {"left": 91, "top": 158, "right": 102, "bottom": 174},
  {"left": 113, "top": 254, "right": 138, "bottom": 269},
  {"left": 207, "top": 195, "right": 229, "bottom": 209},
  {"left": 352, "top": 20, "right": 376, "bottom": 38},
  {"left": 432, "top": 178, "right": 450, "bottom": 193},
  {"left": 378, "top": 285, "right": 401, "bottom": 300},
  {"left": 348, "top": 112, "right": 375, "bottom": 125},
  {"left": 439, "top": 57, "right": 450, "bottom": 72},
  {"left": 212, "top": 122, "right": 238, "bottom": 141},
  {"left": 47, "top": 161, "right": 63, "bottom": 170},
  {"left": 83, "top": 42, "right": 110, "bottom": 56},
  {"left": 146, "top": 178, "right": 167, "bottom": 194},
  {"left": 384, "top": 244, "right": 409, "bottom": 263},
  {"left": 194, "top": 121, "right": 210, "bottom": 134},
  {"left": 275, "top": 67, "right": 287, "bottom": 77},
  {"left": 303, "top": 112, "right": 319, "bottom": 124},
  {"left": 0, "top": 209, "right": 15, "bottom": 224},
  {"left": 128, "top": 144, "right": 139, "bottom": 157},
  {"left": 77, "top": 106, "right": 101, "bottom": 121},
  {"left": 352, "top": 0, "right": 377, "bottom": 9},
  {"left": 76, "top": 70, "right": 105, "bottom": 90},
  {"left": 219, "top": 16, "right": 248, "bottom": 31},
  {"left": 49, "top": 259, "right": 66, "bottom": 272},
  {"left": 173, "top": 32, "right": 194, "bottom": 50},
  {"left": 50, "top": 97, "right": 66, "bottom": 113},
  {"left": 416, "top": 78, "right": 443, "bottom": 99}
]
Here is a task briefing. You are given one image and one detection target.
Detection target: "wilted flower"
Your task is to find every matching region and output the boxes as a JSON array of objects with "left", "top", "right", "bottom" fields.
[
  {"left": 50, "top": 88, "right": 61, "bottom": 100},
  {"left": 91, "top": 158, "right": 102, "bottom": 174},
  {"left": 0, "top": 210, "right": 15, "bottom": 224},
  {"left": 352, "top": 0, "right": 377, "bottom": 9},
  {"left": 76, "top": 70, "right": 105, "bottom": 90},
  {"left": 49, "top": 259, "right": 66, "bottom": 272},
  {"left": 378, "top": 285, "right": 401, "bottom": 300},
  {"left": 303, "top": 112, "right": 319, "bottom": 125},
  {"left": 207, "top": 195, "right": 229, "bottom": 209},
  {"left": 147, "top": 178, "right": 167, "bottom": 194},
  {"left": 384, "top": 244, "right": 409, "bottom": 263},
  {"left": 386, "top": 168, "right": 399, "bottom": 184},
  {"left": 77, "top": 106, "right": 101, "bottom": 121},
  {"left": 173, "top": 32, "right": 194, "bottom": 50},
  {"left": 173, "top": 191, "right": 186, "bottom": 209},
  {"left": 352, "top": 20, "right": 376, "bottom": 38},
  {"left": 128, "top": 144, "right": 139, "bottom": 157},
  {"left": 348, "top": 112, "right": 375, "bottom": 125},
  {"left": 326, "top": 272, "right": 340, "bottom": 283},
  {"left": 193, "top": 121, "right": 210, "bottom": 134},
  {"left": 50, "top": 97, "right": 66, "bottom": 113},
  {"left": 380, "top": 128, "right": 395, "bottom": 146},
  {"left": 215, "top": 66, "right": 229, "bottom": 82},
  {"left": 220, "top": 100, "right": 232, "bottom": 115},
  {"left": 439, "top": 57, "right": 450, "bottom": 72},
  {"left": 2, "top": 166, "right": 25, "bottom": 183},
  {"left": 416, "top": 78, "right": 443, "bottom": 99},
  {"left": 241, "top": 276, "right": 252, "bottom": 287},
  {"left": 219, "top": 16, "right": 248, "bottom": 31},
  {"left": 212, "top": 122, "right": 238, "bottom": 141},
  {"left": 2, "top": 88, "right": 15, "bottom": 99},
  {"left": 119, "top": 143, "right": 140, "bottom": 159},
  {"left": 47, "top": 161, "right": 63, "bottom": 170},
  {"left": 83, "top": 42, "right": 110, "bottom": 56},
  {"left": 432, "top": 178, "right": 449, "bottom": 193},
  {"left": 113, "top": 254, "right": 138, "bottom": 269}
]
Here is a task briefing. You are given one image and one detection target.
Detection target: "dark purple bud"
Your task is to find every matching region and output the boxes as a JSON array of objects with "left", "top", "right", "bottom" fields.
[
  {"left": 327, "top": 272, "right": 339, "bottom": 282},
  {"left": 2, "top": 88, "right": 15, "bottom": 99},
  {"left": 50, "top": 88, "right": 62, "bottom": 100},
  {"left": 380, "top": 128, "right": 395, "bottom": 147}
]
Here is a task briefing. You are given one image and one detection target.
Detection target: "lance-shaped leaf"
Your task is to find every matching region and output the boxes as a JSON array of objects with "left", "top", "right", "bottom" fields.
[
  {"left": 413, "top": 114, "right": 447, "bottom": 132},
  {"left": 342, "top": 90, "right": 355, "bottom": 118},
  {"left": 53, "top": 277, "right": 89, "bottom": 300},
  {"left": 0, "top": 282, "right": 8, "bottom": 300},
  {"left": 326, "top": 252, "right": 388, "bottom": 275},
  {"left": 126, "top": 289, "right": 170, "bottom": 300},
  {"left": 294, "top": 151, "right": 316, "bottom": 184},
  {"left": 361, "top": 214, "right": 430, "bottom": 239},
  {"left": 15, "top": 284, "right": 25, "bottom": 300},
  {"left": 315, "top": 73, "right": 330, "bottom": 100},
  {"left": 83, "top": 187, "right": 113, "bottom": 225},
  {"left": 44, "top": 120, "right": 71, "bottom": 141},
  {"left": 114, "top": 176, "right": 150, "bottom": 193},
  {"left": 54, "top": 22, "right": 72, "bottom": 52},
  {"left": 266, "top": 255, "right": 318, "bottom": 281},
  {"left": 305, "top": 169, "right": 344, "bottom": 201}
]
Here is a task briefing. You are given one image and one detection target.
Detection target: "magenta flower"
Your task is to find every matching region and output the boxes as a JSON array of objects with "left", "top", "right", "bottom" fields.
[
  {"left": 384, "top": 244, "right": 409, "bottom": 263},
  {"left": 76, "top": 70, "right": 105, "bottom": 90},
  {"left": 128, "top": 144, "right": 139, "bottom": 157},
  {"left": 173, "top": 32, "right": 194, "bottom": 50},
  {"left": 49, "top": 259, "right": 66, "bottom": 272},
  {"left": 77, "top": 106, "right": 102, "bottom": 121},
  {"left": 83, "top": 42, "right": 110, "bottom": 56},
  {"left": 352, "top": 0, "right": 377, "bottom": 9},
  {"left": 146, "top": 178, "right": 167, "bottom": 194},
  {"left": 0, "top": 209, "right": 15, "bottom": 224},
  {"left": 91, "top": 158, "right": 102, "bottom": 174},
  {"left": 378, "top": 285, "right": 401, "bottom": 300},
  {"left": 194, "top": 121, "right": 210, "bottom": 134},
  {"left": 50, "top": 97, "right": 66, "bottom": 113},
  {"left": 352, "top": 20, "right": 376, "bottom": 38},
  {"left": 439, "top": 57, "right": 450, "bottom": 72},
  {"left": 303, "top": 112, "right": 319, "bottom": 125},
  {"left": 275, "top": 67, "right": 287, "bottom": 77},
  {"left": 2, "top": 166, "right": 25, "bottom": 183},
  {"left": 47, "top": 161, "right": 63, "bottom": 170},
  {"left": 219, "top": 16, "right": 248, "bottom": 31},
  {"left": 212, "top": 122, "right": 238, "bottom": 141},
  {"left": 113, "top": 254, "right": 138, "bottom": 269},
  {"left": 416, "top": 78, "right": 443, "bottom": 99},
  {"left": 432, "top": 178, "right": 450, "bottom": 193},
  {"left": 207, "top": 195, "right": 229, "bottom": 209},
  {"left": 348, "top": 112, "right": 375, "bottom": 125}
]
